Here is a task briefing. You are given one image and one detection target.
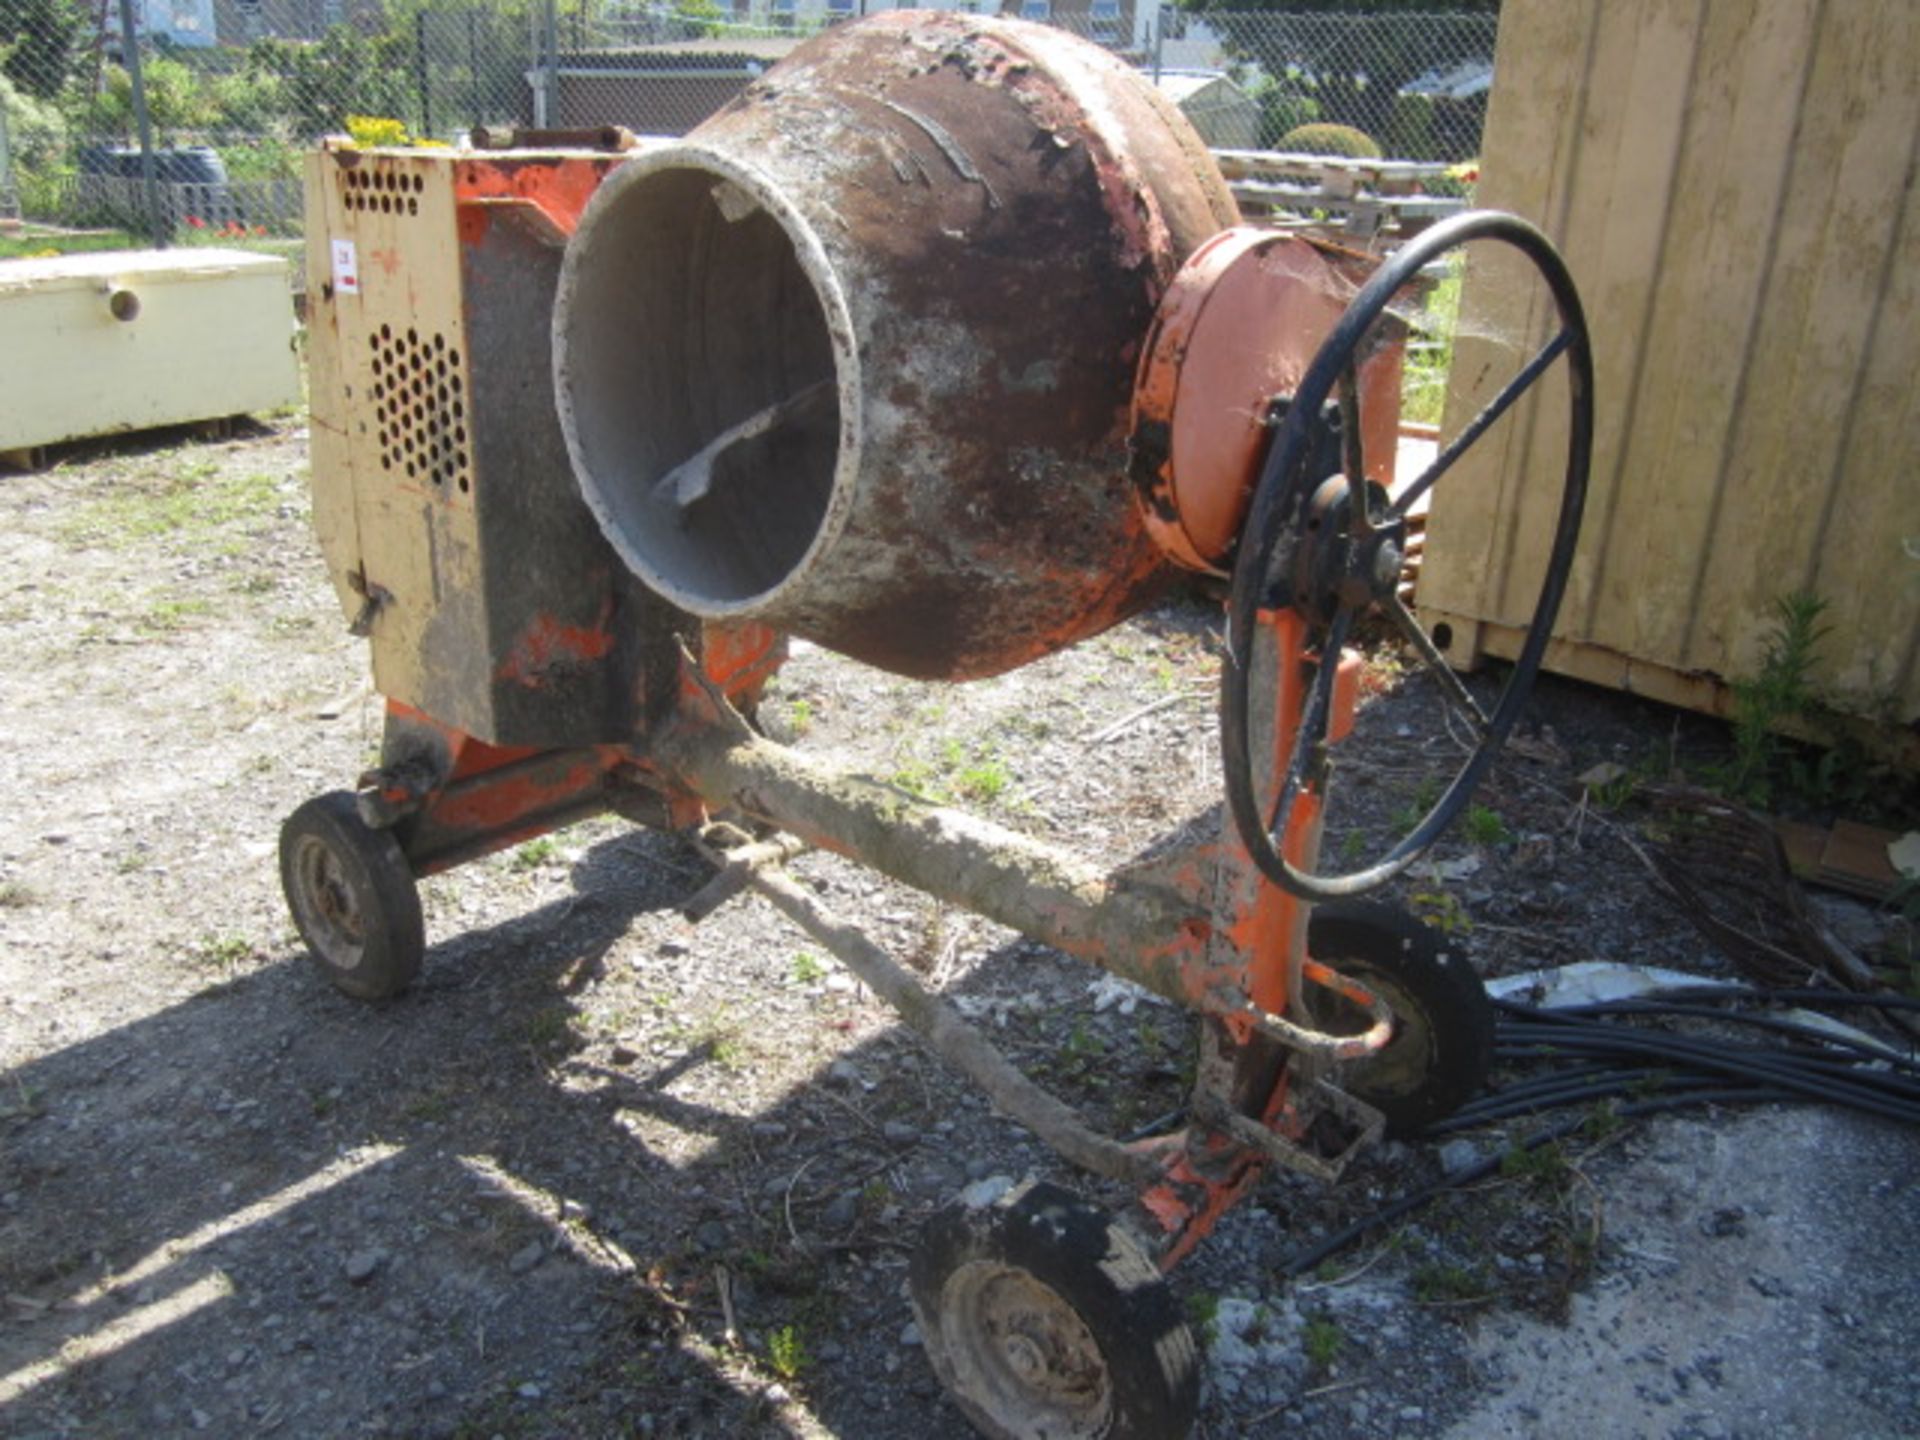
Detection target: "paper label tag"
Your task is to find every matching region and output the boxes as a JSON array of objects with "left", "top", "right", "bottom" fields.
[{"left": 330, "top": 238, "right": 360, "bottom": 296}]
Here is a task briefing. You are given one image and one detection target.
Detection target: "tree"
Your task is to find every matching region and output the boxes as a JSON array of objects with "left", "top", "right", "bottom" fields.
[
  {"left": 0, "top": 0, "right": 86, "bottom": 101},
  {"left": 1179, "top": 0, "right": 1500, "bottom": 159}
]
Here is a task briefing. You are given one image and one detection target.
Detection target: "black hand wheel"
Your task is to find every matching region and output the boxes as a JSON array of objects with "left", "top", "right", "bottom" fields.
[
  {"left": 1222, "top": 209, "right": 1594, "bottom": 901},
  {"left": 1300, "top": 900, "right": 1495, "bottom": 1136},
  {"left": 280, "top": 791, "right": 424, "bottom": 1000},
  {"left": 910, "top": 1181, "right": 1200, "bottom": 1440}
]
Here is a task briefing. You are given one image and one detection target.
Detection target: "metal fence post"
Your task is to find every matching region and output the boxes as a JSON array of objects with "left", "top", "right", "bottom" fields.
[
  {"left": 115, "top": 0, "right": 167, "bottom": 248},
  {"left": 0, "top": 94, "right": 18, "bottom": 222},
  {"left": 1151, "top": 5, "right": 1164, "bottom": 86},
  {"left": 533, "top": 0, "right": 559, "bottom": 129},
  {"left": 415, "top": 11, "right": 434, "bottom": 141}
]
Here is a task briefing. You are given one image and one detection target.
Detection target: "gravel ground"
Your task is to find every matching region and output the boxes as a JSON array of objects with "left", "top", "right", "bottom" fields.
[{"left": 0, "top": 418, "right": 1915, "bottom": 1439}]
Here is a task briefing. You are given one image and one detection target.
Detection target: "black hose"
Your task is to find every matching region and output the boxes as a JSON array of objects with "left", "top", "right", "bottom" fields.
[{"left": 1280, "top": 1085, "right": 1796, "bottom": 1277}]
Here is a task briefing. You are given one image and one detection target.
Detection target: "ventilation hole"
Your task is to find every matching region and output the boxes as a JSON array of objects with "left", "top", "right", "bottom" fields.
[
  {"left": 433, "top": 334, "right": 445, "bottom": 351},
  {"left": 452, "top": 400, "right": 464, "bottom": 420},
  {"left": 458, "top": 475, "right": 470, "bottom": 493},
  {"left": 407, "top": 199, "right": 419, "bottom": 217},
  {"left": 449, "top": 350, "right": 461, "bottom": 367},
  {"left": 1432, "top": 622, "right": 1454, "bottom": 652},
  {"left": 380, "top": 323, "right": 392, "bottom": 340}
]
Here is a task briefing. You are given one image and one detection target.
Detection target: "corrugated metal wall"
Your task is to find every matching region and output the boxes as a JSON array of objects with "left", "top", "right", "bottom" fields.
[{"left": 1417, "top": 0, "right": 1920, "bottom": 737}]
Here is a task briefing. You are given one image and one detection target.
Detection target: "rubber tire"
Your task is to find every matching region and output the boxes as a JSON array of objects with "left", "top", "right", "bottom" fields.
[
  {"left": 1304, "top": 900, "right": 1494, "bottom": 1137},
  {"left": 909, "top": 1181, "right": 1200, "bottom": 1440},
  {"left": 280, "top": 791, "right": 424, "bottom": 1000}
]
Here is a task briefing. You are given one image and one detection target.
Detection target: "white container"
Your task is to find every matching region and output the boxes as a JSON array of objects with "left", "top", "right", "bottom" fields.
[{"left": 0, "top": 247, "right": 299, "bottom": 456}]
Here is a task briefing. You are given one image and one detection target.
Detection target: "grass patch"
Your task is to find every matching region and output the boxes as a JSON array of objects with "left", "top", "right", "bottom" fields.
[
  {"left": 0, "top": 228, "right": 145, "bottom": 260},
  {"left": 63, "top": 464, "right": 283, "bottom": 547},
  {"left": 1401, "top": 258, "right": 1463, "bottom": 428}
]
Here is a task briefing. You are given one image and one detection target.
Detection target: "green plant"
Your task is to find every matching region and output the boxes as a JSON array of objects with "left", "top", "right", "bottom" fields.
[
  {"left": 1461, "top": 804, "right": 1513, "bottom": 847},
  {"left": 954, "top": 757, "right": 1011, "bottom": 804},
  {"left": 511, "top": 837, "right": 558, "bottom": 871},
  {"left": 1410, "top": 887, "right": 1471, "bottom": 935},
  {"left": 525, "top": 1007, "right": 570, "bottom": 1050},
  {"left": 1719, "top": 591, "right": 1829, "bottom": 808},
  {"left": 766, "top": 1324, "right": 808, "bottom": 1380},
  {"left": 791, "top": 951, "right": 826, "bottom": 985},
  {"left": 1184, "top": 1291, "right": 1220, "bottom": 1339},
  {"left": 1390, "top": 775, "right": 1443, "bottom": 836},
  {"left": 189, "top": 933, "right": 255, "bottom": 972},
  {"left": 1063, "top": 1017, "right": 1107, "bottom": 1063},
  {"left": 1401, "top": 258, "right": 1463, "bottom": 427},
  {"left": 1411, "top": 1261, "right": 1492, "bottom": 1304},
  {"left": 1277, "top": 121, "right": 1383, "bottom": 159},
  {"left": 1499, "top": 1140, "right": 1569, "bottom": 1187},
  {"left": 1302, "top": 1317, "right": 1344, "bottom": 1368},
  {"left": 786, "top": 698, "right": 813, "bottom": 736}
]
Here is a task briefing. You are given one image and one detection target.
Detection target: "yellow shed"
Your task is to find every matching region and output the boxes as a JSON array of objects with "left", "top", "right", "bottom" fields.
[{"left": 1416, "top": 0, "right": 1920, "bottom": 745}]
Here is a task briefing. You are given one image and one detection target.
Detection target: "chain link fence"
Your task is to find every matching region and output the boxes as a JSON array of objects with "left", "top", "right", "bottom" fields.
[{"left": 1, "top": 2, "right": 1497, "bottom": 241}]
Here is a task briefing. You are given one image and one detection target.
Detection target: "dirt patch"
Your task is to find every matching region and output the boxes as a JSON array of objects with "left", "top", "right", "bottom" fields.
[{"left": 0, "top": 420, "right": 1915, "bottom": 1438}]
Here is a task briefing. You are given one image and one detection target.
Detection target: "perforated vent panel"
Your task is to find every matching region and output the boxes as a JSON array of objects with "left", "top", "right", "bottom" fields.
[
  {"left": 343, "top": 165, "right": 424, "bottom": 216},
  {"left": 368, "top": 323, "right": 471, "bottom": 494}
]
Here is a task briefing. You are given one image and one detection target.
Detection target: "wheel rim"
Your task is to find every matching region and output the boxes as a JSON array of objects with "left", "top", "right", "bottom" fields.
[
  {"left": 290, "top": 832, "right": 368, "bottom": 968},
  {"left": 937, "top": 1262, "right": 1113, "bottom": 1439},
  {"left": 1220, "top": 209, "right": 1593, "bottom": 901}
]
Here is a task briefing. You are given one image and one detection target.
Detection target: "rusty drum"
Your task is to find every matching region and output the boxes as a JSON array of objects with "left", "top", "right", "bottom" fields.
[{"left": 554, "top": 12, "right": 1236, "bottom": 680}]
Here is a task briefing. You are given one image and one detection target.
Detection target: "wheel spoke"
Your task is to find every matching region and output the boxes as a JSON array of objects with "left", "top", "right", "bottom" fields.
[
  {"left": 1384, "top": 592, "right": 1489, "bottom": 734},
  {"left": 1390, "top": 326, "right": 1574, "bottom": 521},
  {"left": 1338, "top": 365, "right": 1371, "bottom": 537},
  {"left": 1268, "top": 607, "right": 1353, "bottom": 843}
]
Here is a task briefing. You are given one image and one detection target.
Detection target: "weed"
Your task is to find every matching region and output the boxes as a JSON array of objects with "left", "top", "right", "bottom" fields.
[
  {"left": 65, "top": 467, "right": 281, "bottom": 547},
  {"left": 404, "top": 1089, "right": 453, "bottom": 1124},
  {"left": 1410, "top": 888, "right": 1472, "bottom": 935},
  {"left": 1590, "top": 769, "right": 1639, "bottom": 811},
  {"left": 1134, "top": 1016, "right": 1167, "bottom": 1058},
  {"left": 1461, "top": 804, "right": 1513, "bottom": 847},
  {"left": 954, "top": 757, "right": 1011, "bottom": 804},
  {"left": 1391, "top": 776, "right": 1444, "bottom": 835},
  {"left": 525, "top": 1007, "right": 571, "bottom": 1050},
  {"left": 766, "top": 1324, "right": 809, "bottom": 1380},
  {"left": 787, "top": 698, "right": 814, "bottom": 736},
  {"left": 0, "top": 880, "right": 33, "bottom": 908},
  {"left": 1411, "top": 1261, "right": 1492, "bottom": 1304},
  {"left": 189, "top": 933, "right": 256, "bottom": 973},
  {"left": 1302, "top": 1317, "right": 1344, "bottom": 1369},
  {"left": 511, "top": 837, "right": 558, "bottom": 871},
  {"left": 1499, "top": 1140, "right": 1570, "bottom": 1188},
  {"left": 1184, "top": 1291, "right": 1220, "bottom": 1340},
  {"left": 1719, "top": 591, "right": 1829, "bottom": 809},
  {"left": 1339, "top": 830, "right": 1368, "bottom": 862},
  {"left": 1063, "top": 1018, "right": 1107, "bottom": 1063},
  {"left": 791, "top": 951, "right": 826, "bottom": 985},
  {"left": 139, "top": 596, "right": 213, "bottom": 633},
  {"left": 1582, "top": 1100, "right": 1623, "bottom": 1141},
  {"left": 1401, "top": 258, "right": 1463, "bottom": 427}
]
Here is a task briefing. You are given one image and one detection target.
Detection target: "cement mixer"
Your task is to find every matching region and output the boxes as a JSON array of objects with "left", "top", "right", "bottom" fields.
[{"left": 282, "top": 15, "right": 1592, "bottom": 1437}]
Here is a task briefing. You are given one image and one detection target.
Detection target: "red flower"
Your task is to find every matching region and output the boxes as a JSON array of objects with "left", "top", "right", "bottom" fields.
[
  {"left": 253, "top": 226, "right": 267, "bottom": 237},
  {"left": 185, "top": 215, "right": 206, "bottom": 229}
]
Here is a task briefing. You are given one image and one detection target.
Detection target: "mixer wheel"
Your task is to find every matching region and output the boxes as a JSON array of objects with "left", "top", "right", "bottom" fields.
[
  {"left": 1300, "top": 900, "right": 1493, "bottom": 1136},
  {"left": 280, "top": 792, "right": 424, "bottom": 1000},
  {"left": 910, "top": 1181, "right": 1199, "bottom": 1440}
]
